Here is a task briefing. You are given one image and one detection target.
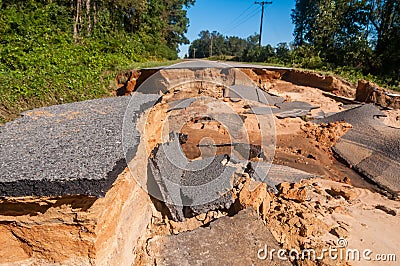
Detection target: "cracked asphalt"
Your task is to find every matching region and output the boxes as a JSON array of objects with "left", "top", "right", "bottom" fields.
[
  {"left": 0, "top": 96, "right": 131, "bottom": 197},
  {"left": 317, "top": 104, "right": 400, "bottom": 195}
]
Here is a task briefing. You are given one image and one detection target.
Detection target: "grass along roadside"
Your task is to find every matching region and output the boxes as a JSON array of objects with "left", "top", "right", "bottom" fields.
[
  {"left": 1, "top": 58, "right": 396, "bottom": 126},
  {"left": 0, "top": 59, "right": 180, "bottom": 123}
]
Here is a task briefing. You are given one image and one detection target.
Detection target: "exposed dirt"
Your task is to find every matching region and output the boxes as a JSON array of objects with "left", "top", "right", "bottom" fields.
[
  {"left": 238, "top": 68, "right": 284, "bottom": 91},
  {"left": 140, "top": 175, "right": 400, "bottom": 265},
  {"left": 0, "top": 168, "right": 153, "bottom": 265},
  {"left": 269, "top": 79, "right": 346, "bottom": 117},
  {"left": 281, "top": 69, "right": 356, "bottom": 98},
  {"left": 115, "top": 66, "right": 357, "bottom": 99},
  {"left": 381, "top": 109, "right": 400, "bottom": 128},
  {"left": 133, "top": 67, "right": 398, "bottom": 265},
  {"left": 274, "top": 119, "right": 352, "bottom": 181},
  {"left": 356, "top": 79, "right": 400, "bottom": 109},
  {"left": 115, "top": 69, "right": 159, "bottom": 96},
  {"left": 265, "top": 178, "right": 400, "bottom": 265}
]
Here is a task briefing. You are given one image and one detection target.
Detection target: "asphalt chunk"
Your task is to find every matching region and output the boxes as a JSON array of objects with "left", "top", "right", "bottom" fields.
[
  {"left": 0, "top": 96, "right": 133, "bottom": 197},
  {"left": 224, "top": 84, "right": 285, "bottom": 106},
  {"left": 317, "top": 104, "right": 400, "bottom": 195},
  {"left": 248, "top": 161, "right": 320, "bottom": 193},
  {"left": 257, "top": 89, "right": 285, "bottom": 105},
  {"left": 149, "top": 135, "right": 237, "bottom": 221},
  {"left": 167, "top": 98, "right": 196, "bottom": 111},
  {"left": 273, "top": 101, "right": 319, "bottom": 119},
  {"left": 149, "top": 208, "right": 291, "bottom": 266}
]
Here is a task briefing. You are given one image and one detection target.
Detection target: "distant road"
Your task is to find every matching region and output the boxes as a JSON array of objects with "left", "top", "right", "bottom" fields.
[{"left": 143, "top": 59, "right": 292, "bottom": 70}]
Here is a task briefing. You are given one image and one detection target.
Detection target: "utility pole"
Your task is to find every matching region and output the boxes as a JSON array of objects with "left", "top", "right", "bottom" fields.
[
  {"left": 255, "top": 1, "right": 272, "bottom": 48},
  {"left": 210, "top": 35, "right": 213, "bottom": 57},
  {"left": 193, "top": 48, "right": 197, "bottom": 59}
]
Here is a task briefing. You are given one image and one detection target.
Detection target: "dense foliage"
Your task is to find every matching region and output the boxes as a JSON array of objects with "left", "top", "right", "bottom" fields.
[
  {"left": 292, "top": 0, "right": 400, "bottom": 85},
  {"left": 188, "top": 30, "right": 257, "bottom": 59},
  {"left": 0, "top": 0, "right": 193, "bottom": 122}
]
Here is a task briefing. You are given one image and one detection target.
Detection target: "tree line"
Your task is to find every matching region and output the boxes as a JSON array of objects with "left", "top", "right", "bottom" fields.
[
  {"left": 189, "top": 0, "right": 400, "bottom": 86},
  {"left": 292, "top": 0, "right": 399, "bottom": 84},
  {"left": 188, "top": 30, "right": 290, "bottom": 64}
]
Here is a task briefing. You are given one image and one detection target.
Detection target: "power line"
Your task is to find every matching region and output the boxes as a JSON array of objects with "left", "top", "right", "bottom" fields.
[
  {"left": 225, "top": 3, "right": 254, "bottom": 27},
  {"left": 223, "top": 7, "right": 261, "bottom": 35},
  {"left": 220, "top": 4, "right": 256, "bottom": 34},
  {"left": 255, "top": 1, "right": 272, "bottom": 47},
  {"left": 227, "top": 6, "right": 260, "bottom": 32}
]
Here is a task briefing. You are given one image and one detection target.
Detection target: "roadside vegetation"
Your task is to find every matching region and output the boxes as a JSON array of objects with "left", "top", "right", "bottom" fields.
[
  {"left": 2, "top": 1, "right": 399, "bottom": 123},
  {"left": 0, "top": 0, "right": 193, "bottom": 122},
  {"left": 189, "top": 0, "right": 400, "bottom": 91}
]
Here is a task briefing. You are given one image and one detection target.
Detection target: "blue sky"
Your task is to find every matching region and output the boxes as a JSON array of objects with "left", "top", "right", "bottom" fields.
[{"left": 178, "top": 0, "right": 296, "bottom": 58}]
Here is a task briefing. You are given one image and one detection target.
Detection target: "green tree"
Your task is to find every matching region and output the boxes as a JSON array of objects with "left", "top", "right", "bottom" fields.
[
  {"left": 367, "top": 0, "right": 400, "bottom": 79},
  {"left": 0, "top": 0, "right": 195, "bottom": 121},
  {"left": 189, "top": 30, "right": 211, "bottom": 58},
  {"left": 275, "top": 42, "right": 290, "bottom": 63},
  {"left": 291, "top": 0, "right": 319, "bottom": 46},
  {"left": 290, "top": 0, "right": 399, "bottom": 79},
  {"left": 226, "top": 36, "right": 247, "bottom": 57}
]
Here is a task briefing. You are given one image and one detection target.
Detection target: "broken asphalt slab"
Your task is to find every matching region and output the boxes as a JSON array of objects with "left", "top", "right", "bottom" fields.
[
  {"left": 317, "top": 104, "right": 400, "bottom": 195},
  {"left": 224, "top": 84, "right": 285, "bottom": 106},
  {"left": 167, "top": 98, "right": 197, "bottom": 111},
  {"left": 148, "top": 135, "right": 237, "bottom": 221},
  {"left": 149, "top": 134, "right": 318, "bottom": 220},
  {"left": 148, "top": 208, "right": 291, "bottom": 266},
  {"left": 0, "top": 96, "right": 143, "bottom": 197},
  {"left": 198, "top": 142, "right": 266, "bottom": 161},
  {"left": 249, "top": 161, "right": 320, "bottom": 193},
  {"left": 0, "top": 63, "right": 276, "bottom": 198},
  {"left": 273, "top": 101, "right": 319, "bottom": 119}
]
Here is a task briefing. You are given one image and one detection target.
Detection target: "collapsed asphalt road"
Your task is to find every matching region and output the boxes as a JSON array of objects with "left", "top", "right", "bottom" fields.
[
  {"left": 1, "top": 60, "right": 400, "bottom": 265},
  {"left": 1, "top": 61, "right": 398, "bottom": 199},
  {"left": 0, "top": 61, "right": 291, "bottom": 198}
]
